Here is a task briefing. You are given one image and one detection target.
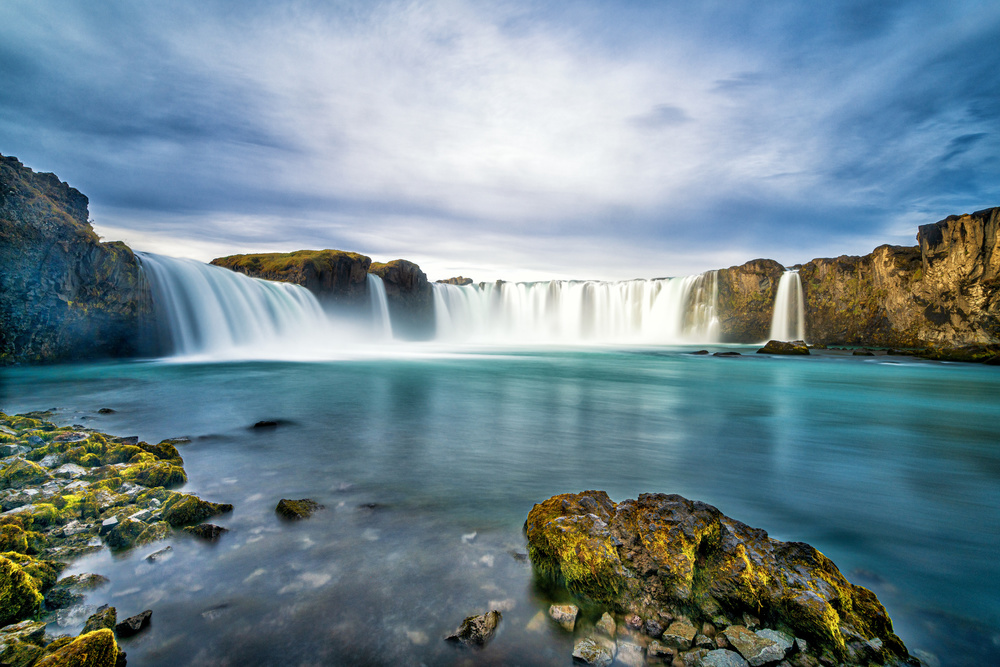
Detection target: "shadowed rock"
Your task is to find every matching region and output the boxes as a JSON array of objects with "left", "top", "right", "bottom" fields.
[
  {"left": 115, "top": 609, "right": 151, "bottom": 638},
  {"left": 275, "top": 498, "right": 324, "bottom": 521},
  {"left": 445, "top": 610, "right": 502, "bottom": 647},
  {"left": 756, "top": 340, "right": 809, "bottom": 355}
]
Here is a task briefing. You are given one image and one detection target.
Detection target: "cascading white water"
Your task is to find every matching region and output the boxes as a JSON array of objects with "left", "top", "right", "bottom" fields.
[
  {"left": 769, "top": 270, "right": 806, "bottom": 342},
  {"left": 368, "top": 274, "right": 393, "bottom": 339},
  {"left": 138, "top": 252, "right": 338, "bottom": 358},
  {"left": 431, "top": 272, "right": 720, "bottom": 344}
]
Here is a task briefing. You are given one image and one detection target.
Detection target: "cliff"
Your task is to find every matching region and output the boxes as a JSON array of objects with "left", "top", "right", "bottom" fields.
[
  {"left": 368, "top": 260, "right": 435, "bottom": 339},
  {"left": 716, "top": 259, "right": 785, "bottom": 342},
  {"left": 210, "top": 250, "right": 372, "bottom": 308},
  {"left": 0, "top": 154, "right": 151, "bottom": 364}
]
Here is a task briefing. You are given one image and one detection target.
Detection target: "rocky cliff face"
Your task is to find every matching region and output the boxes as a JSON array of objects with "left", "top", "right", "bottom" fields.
[
  {"left": 798, "top": 208, "right": 999, "bottom": 347},
  {"left": 716, "top": 259, "right": 785, "bottom": 342},
  {"left": 210, "top": 250, "right": 372, "bottom": 308},
  {"left": 0, "top": 154, "right": 151, "bottom": 364},
  {"left": 369, "top": 260, "right": 435, "bottom": 339}
]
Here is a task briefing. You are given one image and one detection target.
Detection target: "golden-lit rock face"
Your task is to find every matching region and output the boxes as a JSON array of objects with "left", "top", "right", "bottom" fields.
[{"left": 525, "top": 490, "right": 912, "bottom": 664}]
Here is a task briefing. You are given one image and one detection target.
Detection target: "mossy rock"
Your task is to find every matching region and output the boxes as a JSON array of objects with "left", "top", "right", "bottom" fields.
[
  {"left": 135, "top": 521, "right": 170, "bottom": 547},
  {"left": 35, "top": 628, "right": 119, "bottom": 667},
  {"left": 275, "top": 498, "right": 324, "bottom": 520},
  {"left": 0, "top": 555, "right": 43, "bottom": 626},
  {"left": 121, "top": 461, "right": 186, "bottom": 488},
  {"left": 0, "top": 638, "right": 44, "bottom": 667},
  {"left": 1, "top": 552, "right": 63, "bottom": 593},
  {"left": 1, "top": 459, "right": 51, "bottom": 489},
  {"left": 103, "top": 518, "right": 147, "bottom": 551},
  {"left": 102, "top": 445, "right": 147, "bottom": 465},
  {"left": 524, "top": 491, "right": 912, "bottom": 664},
  {"left": 139, "top": 440, "right": 184, "bottom": 466},
  {"left": 0, "top": 524, "right": 29, "bottom": 554},
  {"left": 162, "top": 494, "right": 233, "bottom": 527},
  {"left": 81, "top": 606, "right": 117, "bottom": 634}
]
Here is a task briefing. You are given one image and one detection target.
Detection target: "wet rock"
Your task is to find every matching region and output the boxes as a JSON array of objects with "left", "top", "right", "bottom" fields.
[
  {"left": 144, "top": 546, "right": 172, "bottom": 562},
  {"left": 104, "top": 518, "right": 147, "bottom": 551},
  {"left": 184, "top": 524, "right": 228, "bottom": 541},
  {"left": 275, "top": 498, "right": 324, "bottom": 520},
  {"left": 161, "top": 494, "right": 233, "bottom": 527},
  {"left": 115, "top": 609, "right": 151, "bottom": 638},
  {"left": 648, "top": 640, "right": 675, "bottom": 663},
  {"left": 616, "top": 640, "right": 645, "bottom": 667},
  {"left": 524, "top": 491, "right": 912, "bottom": 664},
  {"left": 690, "top": 350, "right": 710, "bottom": 355},
  {"left": 572, "top": 636, "right": 616, "bottom": 666},
  {"left": 36, "top": 628, "right": 120, "bottom": 666},
  {"left": 251, "top": 421, "right": 278, "bottom": 429},
  {"left": 698, "top": 649, "right": 750, "bottom": 667},
  {"left": 97, "top": 409, "right": 116, "bottom": 415},
  {"left": 596, "top": 611, "right": 616, "bottom": 638},
  {"left": 713, "top": 352, "right": 742, "bottom": 357},
  {"left": 758, "top": 340, "right": 810, "bottom": 355},
  {"left": 0, "top": 639, "right": 44, "bottom": 667},
  {"left": 723, "top": 626, "right": 786, "bottom": 666},
  {"left": 549, "top": 604, "right": 579, "bottom": 631},
  {"left": 645, "top": 618, "right": 665, "bottom": 637},
  {"left": 852, "top": 349, "right": 875, "bottom": 356},
  {"left": 1, "top": 459, "right": 50, "bottom": 489},
  {"left": 661, "top": 619, "right": 698, "bottom": 650},
  {"left": 82, "top": 606, "right": 117, "bottom": 633},
  {"left": 445, "top": 610, "right": 501, "bottom": 647}
]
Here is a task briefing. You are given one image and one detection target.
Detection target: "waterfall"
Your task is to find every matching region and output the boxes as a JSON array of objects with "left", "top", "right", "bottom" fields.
[
  {"left": 368, "top": 274, "right": 393, "bottom": 339},
  {"left": 430, "top": 272, "right": 721, "bottom": 344},
  {"left": 769, "top": 270, "right": 806, "bottom": 342},
  {"left": 138, "top": 252, "right": 337, "bottom": 358}
]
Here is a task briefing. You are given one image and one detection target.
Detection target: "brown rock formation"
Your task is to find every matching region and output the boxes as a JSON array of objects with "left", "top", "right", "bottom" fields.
[
  {"left": 716, "top": 259, "right": 785, "bottom": 342},
  {"left": 369, "top": 259, "right": 435, "bottom": 339}
]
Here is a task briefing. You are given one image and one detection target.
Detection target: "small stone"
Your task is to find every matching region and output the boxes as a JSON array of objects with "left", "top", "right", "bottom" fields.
[
  {"left": 99, "top": 516, "right": 119, "bottom": 535},
  {"left": 145, "top": 546, "right": 173, "bottom": 562},
  {"left": 648, "top": 640, "right": 676, "bottom": 663},
  {"left": 661, "top": 619, "right": 698, "bottom": 650},
  {"left": 596, "top": 612, "right": 616, "bottom": 638},
  {"left": 549, "top": 604, "right": 579, "bottom": 632},
  {"left": 115, "top": 609, "right": 152, "bottom": 637},
  {"left": 616, "top": 641, "right": 645, "bottom": 667},
  {"left": 755, "top": 629, "right": 793, "bottom": 659},
  {"left": 572, "top": 636, "right": 616, "bottom": 666},
  {"left": 695, "top": 634, "right": 716, "bottom": 649},
  {"left": 184, "top": 524, "right": 228, "bottom": 541},
  {"left": 275, "top": 498, "right": 324, "bottom": 520},
  {"left": 645, "top": 618, "right": 665, "bottom": 638},
  {"left": 445, "top": 610, "right": 501, "bottom": 647},
  {"left": 698, "top": 649, "right": 750, "bottom": 667},
  {"left": 723, "top": 625, "right": 783, "bottom": 667}
]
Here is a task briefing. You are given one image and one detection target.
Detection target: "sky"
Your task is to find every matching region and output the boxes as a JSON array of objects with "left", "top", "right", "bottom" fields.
[{"left": 2, "top": 0, "right": 999, "bottom": 281}]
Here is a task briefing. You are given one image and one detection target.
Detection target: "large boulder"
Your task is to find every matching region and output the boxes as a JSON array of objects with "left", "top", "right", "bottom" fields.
[
  {"left": 524, "top": 491, "right": 914, "bottom": 665},
  {"left": 716, "top": 259, "right": 785, "bottom": 343},
  {"left": 34, "top": 628, "right": 119, "bottom": 666},
  {"left": 0, "top": 555, "right": 43, "bottom": 627},
  {"left": 369, "top": 259, "right": 434, "bottom": 339},
  {"left": 0, "top": 154, "right": 153, "bottom": 364}
]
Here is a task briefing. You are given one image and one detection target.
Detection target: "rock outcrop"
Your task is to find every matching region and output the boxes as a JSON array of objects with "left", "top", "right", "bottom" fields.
[
  {"left": 524, "top": 491, "right": 914, "bottom": 666},
  {"left": 210, "top": 250, "right": 372, "bottom": 308},
  {"left": 369, "top": 259, "right": 435, "bottom": 339},
  {"left": 716, "top": 260, "right": 785, "bottom": 342},
  {"left": 0, "top": 154, "right": 152, "bottom": 364}
]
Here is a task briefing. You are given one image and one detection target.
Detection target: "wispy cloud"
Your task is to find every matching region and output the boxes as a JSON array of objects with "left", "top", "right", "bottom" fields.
[{"left": 2, "top": 0, "right": 999, "bottom": 279}]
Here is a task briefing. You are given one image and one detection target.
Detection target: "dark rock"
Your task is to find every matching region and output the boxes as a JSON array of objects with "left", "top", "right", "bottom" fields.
[
  {"left": 275, "top": 498, "right": 324, "bottom": 520},
  {"left": 437, "top": 276, "right": 473, "bottom": 286},
  {"left": 713, "top": 352, "right": 741, "bottom": 357},
  {"left": 0, "top": 154, "right": 154, "bottom": 365},
  {"left": 699, "top": 649, "right": 750, "bottom": 667},
  {"left": 115, "top": 609, "right": 152, "bottom": 638},
  {"left": 144, "top": 546, "right": 173, "bottom": 562},
  {"left": 251, "top": 420, "right": 278, "bottom": 429},
  {"left": 97, "top": 408, "right": 116, "bottom": 414},
  {"left": 34, "top": 628, "right": 120, "bottom": 666},
  {"left": 644, "top": 618, "right": 664, "bottom": 637},
  {"left": 690, "top": 350, "right": 710, "bottom": 355},
  {"left": 445, "top": 610, "right": 502, "bottom": 647},
  {"left": 852, "top": 349, "right": 875, "bottom": 356},
  {"left": 757, "top": 340, "right": 810, "bottom": 355},
  {"left": 357, "top": 502, "right": 388, "bottom": 511},
  {"left": 524, "top": 491, "right": 912, "bottom": 665},
  {"left": 183, "top": 524, "right": 228, "bottom": 541}
]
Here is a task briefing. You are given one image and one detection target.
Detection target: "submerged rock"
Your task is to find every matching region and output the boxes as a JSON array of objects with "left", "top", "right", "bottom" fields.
[
  {"left": 524, "top": 491, "right": 915, "bottom": 665},
  {"left": 756, "top": 340, "right": 809, "bottom": 355},
  {"left": 115, "top": 609, "right": 151, "bottom": 638},
  {"left": 549, "top": 603, "right": 579, "bottom": 632},
  {"left": 572, "top": 636, "right": 616, "bottom": 666},
  {"left": 445, "top": 610, "right": 502, "bottom": 647},
  {"left": 275, "top": 498, "right": 324, "bottom": 520},
  {"left": 183, "top": 524, "right": 228, "bottom": 541}
]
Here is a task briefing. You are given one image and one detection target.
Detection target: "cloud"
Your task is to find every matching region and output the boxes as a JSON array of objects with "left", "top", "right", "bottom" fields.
[{"left": 2, "top": 0, "right": 1000, "bottom": 279}]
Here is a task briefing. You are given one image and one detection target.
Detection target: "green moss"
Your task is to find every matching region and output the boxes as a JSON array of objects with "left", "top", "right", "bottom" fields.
[
  {"left": 0, "top": 639, "right": 44, "bottom": 667},
  {"left": 1, "top": 552, "right": 63, "bottom": 593},
  {"left": 34, "top": 629, "right": 119, "bottom": 667},
  {"left": 0, "top": 524, "right": 29, "bottom": 554},
  {"left": 103, "top": 445, "right": 147, "bottom": 464},
  {"left": 0, "top": 458, "right": 50, "bottom": 488},
  {"left": 212, "top": 249, "right": 370, "bottom": 280},
  {"left": 0, "top": 555, "right": 43, "bottom": 626},
  {"left": 135, "top": 521, "right": 170, "bottom": 547},
  {"left": 161, "top": 494, "right": 233, "bottom": 527},
  {"left": 81, "top": 606, "right": 117, "bottom": 634},
  {"left": 121, "top": 461, "right": 187, "bottom": 488}
]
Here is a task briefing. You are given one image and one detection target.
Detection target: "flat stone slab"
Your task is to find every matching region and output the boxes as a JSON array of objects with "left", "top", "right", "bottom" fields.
[{"left": 698, "top": 649, "right": 750, "bottom": 667}]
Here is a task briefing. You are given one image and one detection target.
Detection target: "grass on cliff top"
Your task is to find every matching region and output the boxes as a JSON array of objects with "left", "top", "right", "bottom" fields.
[{"left": 211, "top": 249, "right": 370, "bottom": 275}]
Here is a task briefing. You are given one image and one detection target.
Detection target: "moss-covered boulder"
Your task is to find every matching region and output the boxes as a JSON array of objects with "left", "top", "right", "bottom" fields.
[
  {"left": 120, "top": 460, "right": 186, "bottom": 488},
  {"left": 1, "top": 458, "right": 51, "bottom": 488},
  {"left": 0, "top": 555, "right": 43, "bottom": 627},
  {"left": 756, "top": 339, "right": 810, "bottom": 355},
  {"left": 524, "top": 491, "right": 914, "bottom": 665},
  {"left": 81, "top": 606, "right": 117, "bottom": 634},
  {"left": 2, "top": 552, "right": 63, "bottom": 593},
  {"left": 34, "top": 628, "right": 119, "bottom": 667},
  {"left": 161, "top": 494, "right": 233, "bottom": 527},
  {"left": 275, "top": 498, "right": 324, "bottom": 520}
]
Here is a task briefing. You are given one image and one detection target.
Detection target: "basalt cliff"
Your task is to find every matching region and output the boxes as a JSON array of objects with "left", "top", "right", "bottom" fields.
[{"left": 0, "top": 155, "right": 151, "bottom": 365}]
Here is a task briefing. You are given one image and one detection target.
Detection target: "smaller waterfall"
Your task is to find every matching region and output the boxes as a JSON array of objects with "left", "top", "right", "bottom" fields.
[
  {"left": 367, "top": 274, "right": 393, "bottom": 339},
  {"left": 769, "top": 270, "right": 806, "bottom": 341}
]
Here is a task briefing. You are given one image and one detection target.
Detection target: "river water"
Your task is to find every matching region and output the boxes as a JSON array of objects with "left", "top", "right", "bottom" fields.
[{"left": 1, "top": 348, "right": 998, "bottom": 666}]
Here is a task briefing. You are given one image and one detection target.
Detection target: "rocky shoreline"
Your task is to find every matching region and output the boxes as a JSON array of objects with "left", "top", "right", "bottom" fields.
[{"left": 0, "top": 411, "right": 234, "bottom": 666}]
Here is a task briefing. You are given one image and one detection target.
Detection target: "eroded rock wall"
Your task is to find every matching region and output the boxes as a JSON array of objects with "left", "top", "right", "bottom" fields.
[
  {"left": 716, "top": 259, "right": 785, "bottom": 342},
  {"left": 0, "top": 154, "right": 151, "bottom": 364},
  {"left": 369, "top": 259, "right": 435, "bottom": 339}
]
